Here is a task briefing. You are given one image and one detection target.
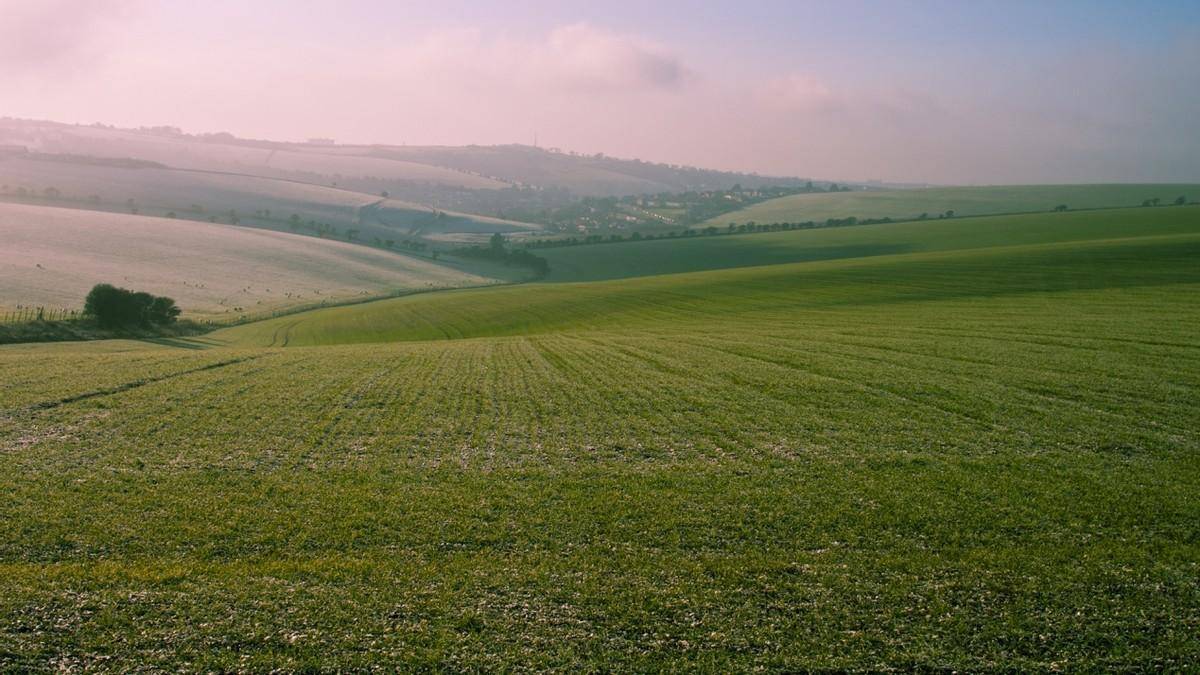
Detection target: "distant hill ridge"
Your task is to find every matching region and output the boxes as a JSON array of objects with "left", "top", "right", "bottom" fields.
[{"left": 0, "top": 118, "right": 813, "bottom": 197}]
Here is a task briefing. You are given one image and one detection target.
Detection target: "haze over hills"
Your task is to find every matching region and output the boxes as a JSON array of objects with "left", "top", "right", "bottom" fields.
[
  {"left": 0, "top": 151, "right": 539, "bottom": 241},
  {"left": 0, "top": 118, "right": 813, "bottom": 198},
  {"left": 0, "top": 117, "right": 830, "bottom": 248}
]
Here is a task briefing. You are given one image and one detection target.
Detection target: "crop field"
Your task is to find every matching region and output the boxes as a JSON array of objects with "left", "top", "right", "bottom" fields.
[
  {"left": 707, "top": 184, "right": 1200, "bottom": 227},
  {"left": 1, "top": 206, "right": 1198, "bottom": 669},
  {"left": 540, "top": 205, "right": 1200, "bottom": 281},
  {"left": 0, "top": 203, "right": 504, "bottom": 318}
]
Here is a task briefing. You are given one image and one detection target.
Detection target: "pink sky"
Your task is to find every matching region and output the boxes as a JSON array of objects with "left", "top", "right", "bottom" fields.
[{"left": 2, "top": 0, "right": 1198, "bottom": 183}]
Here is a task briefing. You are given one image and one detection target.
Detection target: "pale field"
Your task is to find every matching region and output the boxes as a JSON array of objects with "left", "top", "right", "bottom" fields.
[{"left": 0, "top": 203, "right": 503, "bottom": 318}]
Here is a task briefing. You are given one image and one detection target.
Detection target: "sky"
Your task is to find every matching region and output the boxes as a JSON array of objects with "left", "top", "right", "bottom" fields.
[{"left": 2, "top": 0, "right": 1198, "bottom": 184}]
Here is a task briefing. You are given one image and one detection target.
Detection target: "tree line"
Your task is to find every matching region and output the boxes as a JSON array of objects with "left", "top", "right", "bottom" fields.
[
  {"left": 452, "top": 233, "right": 550, "bottom": 278},
  {"left": 523, "top": 215, "right": 898, "bottom": 250}
]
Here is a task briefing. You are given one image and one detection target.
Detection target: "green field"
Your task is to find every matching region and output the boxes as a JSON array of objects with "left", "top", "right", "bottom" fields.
[
  {"left": 707, "top": 184, "right": 1200, "bottom": 228},
  {"left": 540, "top": 205, "right": 1199, "bottom": 281},
  {"left": 2, "top": 206, "right": 1198, "bottom": 669}
]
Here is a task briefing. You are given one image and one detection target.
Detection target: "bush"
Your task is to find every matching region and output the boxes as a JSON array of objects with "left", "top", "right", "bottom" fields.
[
  {"left": 453, "top": 237, "right": 551, "bottom": 279},
  {"left": 84, "top": 284, "right": 181, "bottom": 328}
]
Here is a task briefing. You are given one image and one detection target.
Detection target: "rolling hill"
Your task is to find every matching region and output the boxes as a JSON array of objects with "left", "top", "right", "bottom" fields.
[
  {"left": 214, "top": 206, "right": 1200, "bottom": 346},
  {"left": 0, "top": 202, "right": 512, "bottom": 319},
  {"left": 707, "top": 184, "right": 1200, "bottom": 226}
]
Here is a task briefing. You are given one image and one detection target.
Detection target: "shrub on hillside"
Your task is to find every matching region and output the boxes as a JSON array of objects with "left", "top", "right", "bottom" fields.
[
  {"left": 453, "top": 234, "right": 551, "bottom": 278},
  {"left": 84, "top": 284, "right": 181, "bottom": 328}
]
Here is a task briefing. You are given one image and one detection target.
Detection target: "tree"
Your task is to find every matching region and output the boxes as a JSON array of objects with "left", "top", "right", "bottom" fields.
[
  {"left": 84, "top": 284, "right": 180, "bottom": 328},
  {"left": 490, "top": 232, "right": 506, "bottom": 253},
  {"left": 1054, "top": 204, "right": 1068, "bottom": 212},
  {"left": 1176, "top": 196, "right": 1187, "bottom": 206},
  {"left": 83, "top": 284, "right": 126, "bottom": 328},
  {"left": 147, "top": 296, "right": 181, "bottom": 324}
]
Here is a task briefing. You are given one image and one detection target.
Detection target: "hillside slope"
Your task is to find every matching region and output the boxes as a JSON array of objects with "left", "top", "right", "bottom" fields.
[{"left": 0, "top": 203, "right": 506, "bottom": 318}]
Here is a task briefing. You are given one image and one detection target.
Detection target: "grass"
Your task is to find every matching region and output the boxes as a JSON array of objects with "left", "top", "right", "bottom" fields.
[
  {"left": 1, "top": 206, "right": 1198, "bottom": 669},
  {"left": 706, "top": 184, "right": 1200, "bottom": 227},
  {"left": 540, "top": 204, "right": 1199, "bottom": 281},
  {"left": 0, "top": 202, "right": 509, "bottom": 319}
]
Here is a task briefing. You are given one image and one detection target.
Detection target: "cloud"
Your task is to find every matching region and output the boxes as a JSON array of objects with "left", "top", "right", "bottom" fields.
[
  {"left": 759, "top": 74, "right": 839, "bottom": 112},
  {"left": 0, "top": 0, "right": 133, "bottom": 74},
  {"left": 400, "top": 23, "right": 690, "bottom": 93},
  {"left": 543, "top": 23, "right": 688, "bottom": 90}
]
